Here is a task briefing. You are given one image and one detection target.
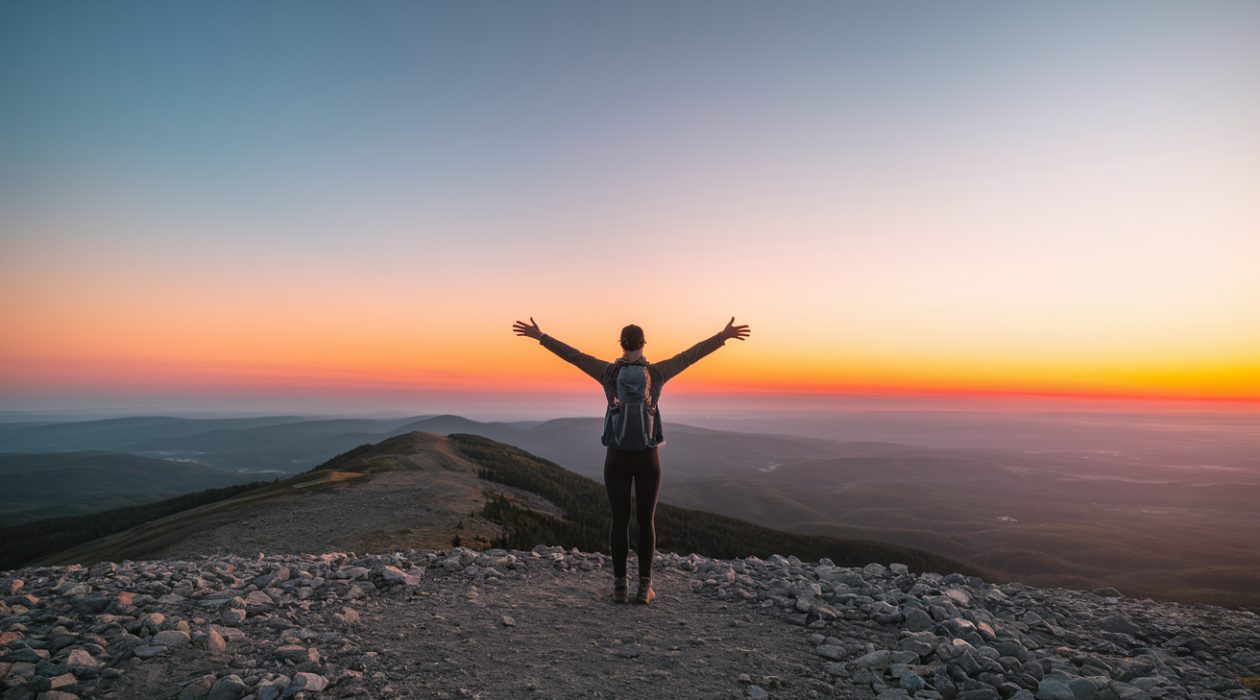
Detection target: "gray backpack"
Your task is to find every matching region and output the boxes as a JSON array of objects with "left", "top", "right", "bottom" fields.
[{"left": 600, "top": 361, "right": 663, "bottom": 450}]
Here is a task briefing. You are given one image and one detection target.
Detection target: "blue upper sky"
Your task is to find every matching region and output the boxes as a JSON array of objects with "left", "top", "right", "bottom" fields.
[{"left": 2, "top": 2, "right": 1258, "bottom": 413}]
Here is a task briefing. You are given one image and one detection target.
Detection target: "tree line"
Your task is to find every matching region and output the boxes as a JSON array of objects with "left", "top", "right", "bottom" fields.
[
  {"left": 0, "top": 480, "right": 273, "bottom": 571},
  {"left": 450, "top": 433, "right": 980, "bottom": 576}
]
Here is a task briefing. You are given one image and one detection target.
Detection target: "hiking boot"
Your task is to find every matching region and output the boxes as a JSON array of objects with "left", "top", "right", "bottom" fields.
[
  {"left": 635, "top": 576, "right": 655, "bottom": 604},
  {"left": 613, "top": 576, "right": 629, "bottom": 603}
]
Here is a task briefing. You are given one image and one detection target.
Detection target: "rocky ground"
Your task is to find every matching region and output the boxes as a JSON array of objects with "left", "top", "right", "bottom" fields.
[{"left": 2, "top": 547, "right": 1259, "bottom": 700}]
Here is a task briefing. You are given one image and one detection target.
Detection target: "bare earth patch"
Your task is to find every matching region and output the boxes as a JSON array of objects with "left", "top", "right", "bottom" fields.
[
  {"left": 149, "top": 466, "right": 551, "bottom": 560},
  {"left": 351, "top": 566, "right": 824, "bottom": 699},
  {"left": 94, "top": 558, "right": 852, "bottom": 700}
]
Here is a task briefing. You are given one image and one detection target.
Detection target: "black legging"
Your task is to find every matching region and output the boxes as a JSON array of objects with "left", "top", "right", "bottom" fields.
[{"left": 603, "top": 446, "right": 661, "bottom": 580}]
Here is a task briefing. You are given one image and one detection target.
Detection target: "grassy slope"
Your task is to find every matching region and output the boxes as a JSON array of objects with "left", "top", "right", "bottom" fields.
[
  {"left": 15, "top": 432, "right": 979, "bottom": 582},
  {"left": 19, "top": 469, "right": 370, "bottom": 568},
  {"left": 0, "top": 480, "right": 272, "bottom": 570},
  {"left": 450, "top": 433, "right": 982, "bottom": 577}
]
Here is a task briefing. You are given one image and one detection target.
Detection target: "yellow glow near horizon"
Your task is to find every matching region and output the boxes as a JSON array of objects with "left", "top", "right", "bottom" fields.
[{"left": 2, "top": 4, "right": 1258, "bottom": 410}]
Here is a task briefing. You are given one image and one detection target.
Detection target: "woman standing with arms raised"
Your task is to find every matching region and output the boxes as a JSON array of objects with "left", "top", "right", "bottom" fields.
[{"left": 512, "top": 317, "right": 751, "bottom": 604}]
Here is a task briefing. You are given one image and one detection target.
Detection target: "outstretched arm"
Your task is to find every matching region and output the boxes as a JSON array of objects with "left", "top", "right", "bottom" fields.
[
  {"left": 654, "top": 317, "right": 752, "bottom": 383},
  {"left": 512, "top": 317, "right": 609, "bottom": 383},
  {"left": 720, "top": 317, "right": 751, "bottom": 342},
  {"left": 513, "top": 317, "right": 543, "bottom": 341}
]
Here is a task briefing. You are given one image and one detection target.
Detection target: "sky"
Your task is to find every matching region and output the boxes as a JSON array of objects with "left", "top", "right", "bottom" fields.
[{"left": 2, "top": 1, "right": 1258, "bottom": 417}]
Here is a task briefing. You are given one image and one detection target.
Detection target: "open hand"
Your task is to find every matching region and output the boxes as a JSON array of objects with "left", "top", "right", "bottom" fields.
[
  {"left": 721, "top": 317, "right": 750, "bottom": 341},
  {"left": 513, "top": 317, "right": 543, "bottom": 341}
]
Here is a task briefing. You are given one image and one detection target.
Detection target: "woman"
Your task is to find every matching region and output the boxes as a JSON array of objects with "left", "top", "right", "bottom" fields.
[{"left": 512, "top": 316, "right": 751, "bottom": 603}]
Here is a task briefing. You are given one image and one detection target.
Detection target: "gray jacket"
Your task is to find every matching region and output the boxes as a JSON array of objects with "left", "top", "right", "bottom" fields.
[{"left": 539, "top": 332, "right": 727, "bottom": 416}]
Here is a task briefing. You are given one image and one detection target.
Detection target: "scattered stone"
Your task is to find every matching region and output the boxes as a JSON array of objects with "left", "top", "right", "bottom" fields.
[
  {"left": 64, "top": 649, "right": 99, "bottom": 670},
  {"left": 379, "top": 565, "right": 422, "bottom": 586},
  {"left": 207, "top": 673, "right": 248, "bottom": 700},
  {"left": 275, "top": 644, "right": 318, "bottom": 664},
  {"left": 206, "top": 626, "right": 227, "bottom": 653},
  {"left": 1068, "top": 678, "right": 1097, "bottom": 700},
  {"left": 0, "top": 545, "right": 1255, "bottom": 700},
  {"left": 152, "top": 629, "right": 192, "bottom": 648},
  {"left": 1, "top": 648, "right": 41, "bottom": 663},
  {"left": 901, "top": 672, "right": 927, "bottom": 691},
  {"left": 178, "top": 674, "right": 216, "bottom": 700},
  {"left": 256, "top": 675, "right": 289, "bottom": 700},
  {"left": 244, "top": 591, "right": 274, "bottom": 608},
  {"left": 48, "top": 672, "right": 77, "bottom": 691},
  {"left": 1038, "top": 678, "right": 1075, "bottom": 700},
  {"left": 903, "top": 607, "right": 934, "bottom": 631},
  {"left": 1110, "top": 683, "right": 1152, "bottom": 700},
  {"left": 852, "top": 649, "right": 893, "bottom": 669},
  {"left": 816, "top": 644, "right": 846, "bottom": 660},
  {"left": 332, "top": 605, "right": 360, "bottom": 626},
  {"left": 289, "top": 671, "right": 329, "bottom": 693},
  {"left": 135, "top": 645, "right": 168, "bottom": 659}
]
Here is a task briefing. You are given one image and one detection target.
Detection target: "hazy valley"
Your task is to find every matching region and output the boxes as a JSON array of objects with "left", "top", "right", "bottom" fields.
[
  {"left": 2, "top": 410, "right": 1257, "bottom": 610},
  {"left": 0, "top": 452, "right": 250, "bottom": 527}
]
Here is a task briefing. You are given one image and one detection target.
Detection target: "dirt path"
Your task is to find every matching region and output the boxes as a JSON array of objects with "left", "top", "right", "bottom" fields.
[
  {"left": 351, "top": 565, "right": 823, "bottom": 700},
  {"left": 82, "top": 550, "right": 856, "bottom": 700},
  {"left": 151, "top": 467, "right": 554, "bottom": 561}
]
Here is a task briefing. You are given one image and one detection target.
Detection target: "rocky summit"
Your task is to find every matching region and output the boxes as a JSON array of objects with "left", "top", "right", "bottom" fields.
[{"left": 1, "top": 547, "right": 1258, "bottom": 700}]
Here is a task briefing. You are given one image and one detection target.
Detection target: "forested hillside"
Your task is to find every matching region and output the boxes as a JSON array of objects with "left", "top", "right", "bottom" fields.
[{"left": 449, "top": 434, "right": 981, "bottom": 576}]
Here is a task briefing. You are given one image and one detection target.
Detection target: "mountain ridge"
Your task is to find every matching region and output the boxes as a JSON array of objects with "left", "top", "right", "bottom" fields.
[
  {"left": 16, "top": 432, "right": 976, "bottom": 582},
  {"left": 5, "top": 414, "right": 1257, "bottom": 610}
]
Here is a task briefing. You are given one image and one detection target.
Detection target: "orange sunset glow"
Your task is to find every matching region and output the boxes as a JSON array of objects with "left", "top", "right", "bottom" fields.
[{"left": 1, "top": 3, "right": 1258, "bottom": 415}]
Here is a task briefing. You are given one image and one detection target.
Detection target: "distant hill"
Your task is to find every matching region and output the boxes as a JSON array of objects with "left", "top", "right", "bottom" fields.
[
  {"left": 17, "top": 431, "right": 980, "bottom": 582},
  {"left": 0, "top": 415, "right": 431, "bottom": 473},
  {"left": 0, "top": 413, "right": 887, "bottom": 478},
  {"left": 0, "top": 451, "right": 251, "bottom": 526},
  {"left": 0, "top": 415, "right": 313, "bottom": 451}
]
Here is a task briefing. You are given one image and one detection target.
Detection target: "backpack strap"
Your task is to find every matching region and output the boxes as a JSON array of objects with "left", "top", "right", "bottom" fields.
[
  {"left": 603, "top": 359, "right": 653, "bottom": 407},
  {"left": 603, "top": 361, "right": 624, "bottom": 407}
]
